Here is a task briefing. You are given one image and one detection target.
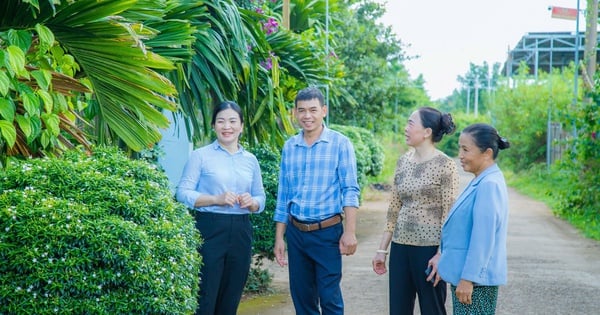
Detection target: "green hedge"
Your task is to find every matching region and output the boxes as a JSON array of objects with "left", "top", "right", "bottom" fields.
[
  {"left": 0, "top": 147, "right": 201, "bottom": 314},
  {"left": 330, "top": 124, "right": 384, "bottom": 188}
]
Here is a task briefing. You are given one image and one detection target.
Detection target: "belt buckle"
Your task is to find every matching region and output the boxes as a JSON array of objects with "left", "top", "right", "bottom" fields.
[{"left": 302, "top": 223, "right": 312, "bottom": 231}]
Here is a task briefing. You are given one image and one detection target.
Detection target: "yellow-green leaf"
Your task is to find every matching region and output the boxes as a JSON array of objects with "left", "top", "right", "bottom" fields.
[
  {"left": 37, "top": 90, "right": 53, "bottom": 113},
  {"left": 0, "top": 98, "right": 16, "bottom": 121},
  {"left": 5, "top": 46, "right": 28, "bottom": 78},
  {"left": 0, "top": 120, "right": 17, "bottom": 147},
  {"left": 0, "top": 71, "right": 11, "bottom": 96},
  {"left": 31, "top": 69, "right": 52, "bottom": 91},
  {"left": 42, "top": 113, "right": 60, "bottom": 136},
  {"left": 35, "top": 24, "right": 55, "bottom": 48},
  {"left": 16, "top": 115, "right": 32, "bottom": 138},
  {"left": 22, "top": 92, "right": 40, "bottom": 116}
]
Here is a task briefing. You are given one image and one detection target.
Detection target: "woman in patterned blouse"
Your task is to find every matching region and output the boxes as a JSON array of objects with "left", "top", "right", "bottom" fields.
[{"left": 372, "top": 106, "right": 459, "bottom": 315}]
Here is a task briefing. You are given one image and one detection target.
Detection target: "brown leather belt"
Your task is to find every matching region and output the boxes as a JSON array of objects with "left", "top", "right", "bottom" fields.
[{"left": 290, "top": 214, "right": 342, "bottom": 232}]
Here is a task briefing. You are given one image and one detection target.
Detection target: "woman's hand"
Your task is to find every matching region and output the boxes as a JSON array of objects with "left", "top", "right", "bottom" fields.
[
  {"left": 372, "top": 252, "right": 387, "bottom": 275},
  {"left": 237, "top": 192, "right": 258, "bottom": 211},
  {"left": 427, "top": 252, "right": 441, "bottom": 286},
  {"left": 455, "top": 279, "right": 474, "bottom": 304},
  {"left": 217, "top": 191, "right": 238, "bottom": 207}
]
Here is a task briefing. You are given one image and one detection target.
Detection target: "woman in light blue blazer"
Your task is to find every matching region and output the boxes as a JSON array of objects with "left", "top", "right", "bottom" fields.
[{"left": 428, "top": 123, "right": 510, "bottom": 315}]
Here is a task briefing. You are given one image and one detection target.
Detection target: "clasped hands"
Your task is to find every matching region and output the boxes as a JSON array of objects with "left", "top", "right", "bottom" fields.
[{"left": 219, "top": 191, "right": 256, "bottom": 210}]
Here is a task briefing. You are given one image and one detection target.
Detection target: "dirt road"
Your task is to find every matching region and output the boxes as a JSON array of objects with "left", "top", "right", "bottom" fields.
[{"left": 239, "top": 169, "right": 600, "bottom": 315}]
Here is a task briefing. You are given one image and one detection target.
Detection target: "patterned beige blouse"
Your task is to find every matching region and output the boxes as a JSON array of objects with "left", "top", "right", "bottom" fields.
[{"left": 385, "top": 149, "right": 459, "bottom": 246}]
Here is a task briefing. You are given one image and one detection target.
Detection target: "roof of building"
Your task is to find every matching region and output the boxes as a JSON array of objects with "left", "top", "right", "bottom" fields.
[{"left": 502, "top": 31, "right": 600, "bottom": 76}]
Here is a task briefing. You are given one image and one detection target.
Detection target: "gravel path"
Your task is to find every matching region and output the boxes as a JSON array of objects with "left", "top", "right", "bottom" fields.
[{"left": 239, "top": 168, "right": 600, "bottom": 315}]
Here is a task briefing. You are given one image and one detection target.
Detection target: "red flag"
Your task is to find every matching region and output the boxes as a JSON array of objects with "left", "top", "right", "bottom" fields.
[{"left": 550, "top": 6, "right": 578, "bottom": 20}]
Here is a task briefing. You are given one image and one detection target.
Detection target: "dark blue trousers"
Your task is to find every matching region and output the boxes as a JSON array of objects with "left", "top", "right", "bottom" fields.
[
  {"left": 194, "top": 212, "right": 252, "bottom": 315},
  {"left": 389, "top": 243, "right": 447, "bottom": 315},
  {"left": 286, "top": 220, "right": 344, "bottom": 315}
]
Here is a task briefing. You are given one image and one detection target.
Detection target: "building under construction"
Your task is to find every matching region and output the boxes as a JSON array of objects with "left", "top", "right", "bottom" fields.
[{"left": 503, "top": 31, "right": 600, "bottom": 77}]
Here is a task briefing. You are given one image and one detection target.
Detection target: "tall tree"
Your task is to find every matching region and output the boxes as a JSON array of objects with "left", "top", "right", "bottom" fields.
[{"left": 330, "top": 0, "right": 421, "bottom": 131}]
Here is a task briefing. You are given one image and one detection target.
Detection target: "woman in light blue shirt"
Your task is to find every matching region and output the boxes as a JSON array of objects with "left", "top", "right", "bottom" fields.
[
  {"left": 176, "top": 101, "right": 266, "bottom": 315},
  {"left": 429, "top": 123, "right": 510, "bottom": 315}
]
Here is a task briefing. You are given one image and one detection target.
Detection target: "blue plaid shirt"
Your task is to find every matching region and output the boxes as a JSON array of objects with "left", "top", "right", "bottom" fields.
[{"left": 273, "top": 126, "right": 360, "bottom": 224}]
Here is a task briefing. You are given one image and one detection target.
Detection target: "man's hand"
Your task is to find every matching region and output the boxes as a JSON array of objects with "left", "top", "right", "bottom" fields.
[
  {"left": 273, "top": 238, "right": 287, "bottom": 267},
  {"left": 339, "top": 232, "right": 357, "bottom": 256},
  {"left": 273, "top": 223, "right": 288, "bottom": 267}
]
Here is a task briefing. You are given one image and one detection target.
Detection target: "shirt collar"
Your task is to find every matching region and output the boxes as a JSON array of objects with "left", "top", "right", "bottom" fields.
[
  {"left": 211, "top": 140, "right": 244, "bottom": 154},
  {"left": 293, "top": 125, "right": 332, "bottom": 146}
]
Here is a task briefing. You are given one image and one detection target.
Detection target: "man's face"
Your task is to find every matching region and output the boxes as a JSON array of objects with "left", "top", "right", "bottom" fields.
[{"left": 294, "top": 98, "right": 327, "bottom": 133}]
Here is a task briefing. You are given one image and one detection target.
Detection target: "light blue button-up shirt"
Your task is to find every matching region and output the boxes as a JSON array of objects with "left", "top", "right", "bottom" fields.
[
  {"left": 273, "top": 126, "right": 360, "bottom": 223},
  {"left": 176, "top": 141, "right": 266, "bottom": 214}
]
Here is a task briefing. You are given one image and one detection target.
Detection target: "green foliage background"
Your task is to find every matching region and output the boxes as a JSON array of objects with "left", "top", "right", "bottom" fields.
[{"left": 0, "top": 147, "right": 201, "bottom": 314}]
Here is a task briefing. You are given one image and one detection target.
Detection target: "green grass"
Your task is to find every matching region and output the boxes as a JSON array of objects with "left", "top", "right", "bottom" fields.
[{"left": 506, "top": 164, "right": 600, "bottom": 241}]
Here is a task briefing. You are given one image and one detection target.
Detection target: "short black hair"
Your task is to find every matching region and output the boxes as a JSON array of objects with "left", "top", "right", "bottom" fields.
[{"left": 295, "top": 86, "right": 324, "bottom": 107}]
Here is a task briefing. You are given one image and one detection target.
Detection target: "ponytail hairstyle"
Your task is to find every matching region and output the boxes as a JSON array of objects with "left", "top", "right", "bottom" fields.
[
  {"left": 462, "top": 123, "right": 510, "bottom": 159},
  {"left": 418, "top": 106, "right": 456, "bottom": 143}
]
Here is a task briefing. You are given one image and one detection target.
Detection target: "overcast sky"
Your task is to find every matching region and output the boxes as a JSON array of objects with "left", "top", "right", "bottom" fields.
[{"left": 378, "top": 0, "right": 584, "bottom": 100}]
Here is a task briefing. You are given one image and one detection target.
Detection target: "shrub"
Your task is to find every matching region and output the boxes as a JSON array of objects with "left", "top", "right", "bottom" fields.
[
  {"left": 244, "top": 143, "right": 280, "bottom": 294},
  {"left": 330, "top": 124, "right": 385, "bottom": 188},
  {"left": 0, "top": 147, "right": 201, "bottom": 314},
  {"left": 246, "top": 143, "right": 280, "bottom": 261}
]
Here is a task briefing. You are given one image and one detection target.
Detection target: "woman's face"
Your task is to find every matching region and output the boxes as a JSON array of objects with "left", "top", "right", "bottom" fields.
[
  {"left": 404, "top": 110, "right": 430, "bottom": 147},
  {"left": 458, "top": 132, "right": 489, "bottom": 176},
  {"left": 213, "top": 108, "right": 243, "bottom": 146}
]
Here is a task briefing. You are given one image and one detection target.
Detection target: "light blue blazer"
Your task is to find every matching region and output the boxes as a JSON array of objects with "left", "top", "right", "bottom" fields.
[{"left": 438, "top": 164, "right": 509, "bottom": 286}]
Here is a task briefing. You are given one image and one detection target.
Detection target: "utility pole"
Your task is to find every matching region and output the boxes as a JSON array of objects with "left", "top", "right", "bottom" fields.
[
  {"left": 474, "top": 75, "right": 479, "bottom": 116},
  {"left": 584, "top": 0, "right": 598, "bottom": 87},
  {"left": 466, "top": 85, "right": 471, "bottom": 115},
  {"left": 282, "top": 0, "right": 290, "bottom": 29}
]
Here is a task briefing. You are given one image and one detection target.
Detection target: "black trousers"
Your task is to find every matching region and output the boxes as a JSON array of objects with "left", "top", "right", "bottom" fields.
[
  {"left": 194, "top": 212, "right": 252, "bottom": 315},
  {"left": 389, "top": 243, "right": 447, "bottom": 315}
]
